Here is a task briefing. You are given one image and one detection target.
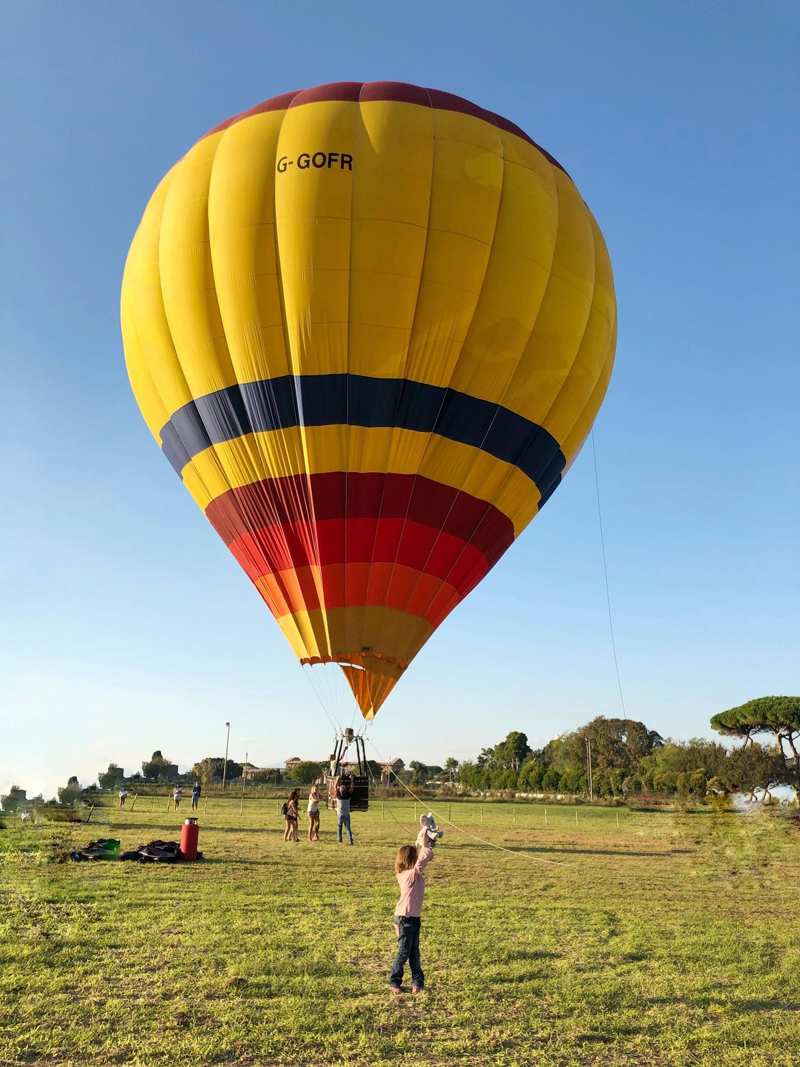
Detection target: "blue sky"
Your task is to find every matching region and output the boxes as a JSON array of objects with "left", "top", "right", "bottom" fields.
[{"left": 2, "top": 2, "right": 798, "bottom": 799}]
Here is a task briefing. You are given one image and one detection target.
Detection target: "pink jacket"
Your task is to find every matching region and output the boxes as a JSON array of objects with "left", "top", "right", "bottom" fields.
[{"left": 394, "top": 846, "right": 433, "bottom": 918}]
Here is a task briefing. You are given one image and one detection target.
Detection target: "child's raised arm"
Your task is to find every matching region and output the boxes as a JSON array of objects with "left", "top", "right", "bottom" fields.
[{"left": 415, "top": 846, "right": 434, "bottom": 874}]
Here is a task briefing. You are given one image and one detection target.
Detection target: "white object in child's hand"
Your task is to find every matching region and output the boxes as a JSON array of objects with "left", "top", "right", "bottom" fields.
[{"left": 420, "top": 811, "right": 444, "bottom": 844}]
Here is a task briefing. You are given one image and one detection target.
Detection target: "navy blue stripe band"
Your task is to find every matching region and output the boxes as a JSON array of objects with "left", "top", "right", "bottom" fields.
[{"left": 160, "top": 374, "right": 565, "bottom": 505}]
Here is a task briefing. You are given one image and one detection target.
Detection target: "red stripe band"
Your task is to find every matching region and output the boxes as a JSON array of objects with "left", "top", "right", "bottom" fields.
[
  {"left": 231, "top": 517, "right": 492, "bottom": 599},
  {"left": 201, "top": 80, "right": 568, "bottom": 176},
  {"left": 205, "top": 472, "right": 515, "bottom": 568},
  {"left": 255, "top": 562, "right": 462, "bottom": 628}
]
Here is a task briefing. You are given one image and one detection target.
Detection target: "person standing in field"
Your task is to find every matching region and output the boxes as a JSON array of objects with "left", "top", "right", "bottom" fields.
[
  {"left": 336, "top": 777, "right": 353, "bottom": 845},
  {"left": 307, "top": 782, "right": 321, "bottom": 842},
  {"left": 173, "top": 786, "right": 182, "bottom": 810},
  {"left": 328, "top": 774, "right": 339, "bottom": 811},
  {"left": 389, "top": 843, "right": 434, "bottom": 995},
  {"left": 283, "top": 789, "right": 299, "bottom": 842},
  {"left": 118, "top": 788, "right": 129, "bottom": 809},
  {"left": 191, "top": 781, "right": 201, "bottom": 810}
]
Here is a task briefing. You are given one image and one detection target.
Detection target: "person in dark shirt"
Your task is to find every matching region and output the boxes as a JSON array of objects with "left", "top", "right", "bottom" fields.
[
  {"left": 336, "top": 778, "right": 353, "bottom": 845},
  {"left": 283, "top": 789, "right": 300, "bottom": 842}
]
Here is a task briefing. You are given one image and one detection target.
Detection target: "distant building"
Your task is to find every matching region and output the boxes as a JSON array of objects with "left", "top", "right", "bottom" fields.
[
  {"left": 381, "top": 758, "right": 405, "bottom": 785},
  {"left": 241, "top": 762, "right": 260, "bottom": 781},
  {"left": 284, "top": 757, "right": 303, "bottom": 772}
]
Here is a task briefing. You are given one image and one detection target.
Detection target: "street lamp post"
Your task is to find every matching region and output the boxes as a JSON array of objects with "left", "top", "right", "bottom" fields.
[{"left": 222, "top": 721, "right": 231, "bottom": 790}]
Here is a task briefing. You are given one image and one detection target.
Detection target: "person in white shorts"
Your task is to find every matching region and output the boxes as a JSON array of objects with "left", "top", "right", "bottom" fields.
[{"left": 307, "top": 783, "right": 321, "bottom": 842}]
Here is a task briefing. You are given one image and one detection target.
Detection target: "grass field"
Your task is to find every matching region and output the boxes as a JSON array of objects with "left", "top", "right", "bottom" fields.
[{"left": 1, "top": 797, "right": 798, "bottom": 1066}]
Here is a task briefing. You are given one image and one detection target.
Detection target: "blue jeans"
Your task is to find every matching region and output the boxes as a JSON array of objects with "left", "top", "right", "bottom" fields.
[
  {"left": 337, "top": 812, "right": 353, "bottom": 843},
  {"left": 390, "top": 916, "right": 424, "bottom": 989}
]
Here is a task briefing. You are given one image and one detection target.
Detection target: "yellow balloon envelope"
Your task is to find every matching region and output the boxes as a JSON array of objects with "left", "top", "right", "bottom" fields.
[{"left": 121, "top": 81, "right": 617, "bottom": 718}]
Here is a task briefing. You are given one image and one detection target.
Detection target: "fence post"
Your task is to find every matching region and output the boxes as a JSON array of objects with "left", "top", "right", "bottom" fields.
[
  {"left": 616, "top": 811, "right": 620, "bottom": 829},
  {"left": 575, "top": 808, "right": 578, "bottom": 825},
  {"left": 544, "top": 807, "right": 548, "bottom": 827}
]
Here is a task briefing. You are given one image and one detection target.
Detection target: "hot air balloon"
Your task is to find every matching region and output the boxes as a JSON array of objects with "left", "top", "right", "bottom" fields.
[{"left": 121, "top": 81, "right": 616, "bottom": 728}]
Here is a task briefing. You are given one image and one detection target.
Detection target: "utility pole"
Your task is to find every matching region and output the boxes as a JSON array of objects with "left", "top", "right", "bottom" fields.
[
  {"left": 222, "top": 721, "right": 231, "bottom": 790},
  {"left": 586, "top": 737, "right": 593, "bottom": 802}
]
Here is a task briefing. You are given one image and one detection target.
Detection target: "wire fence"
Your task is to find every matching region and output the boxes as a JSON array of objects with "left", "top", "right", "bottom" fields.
[{"left": 82, "top": 793, "right": 645, "bottom": 835}]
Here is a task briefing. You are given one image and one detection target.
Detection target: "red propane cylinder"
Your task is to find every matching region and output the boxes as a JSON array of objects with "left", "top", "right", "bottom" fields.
[{"left": 180, "top": 817, "right": 199, "bottom": 861}]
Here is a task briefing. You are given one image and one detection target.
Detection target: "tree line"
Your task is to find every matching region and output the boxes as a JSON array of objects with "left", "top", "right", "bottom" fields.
[
  {"left": 0, "top": 752, "right": 316, "bottom": 812},
  {"left": 451, "top": 697, "right": 799, "bottom": 802},
  {"left": 94, "top": 752, "right": 327, "bottom": 789},
  {"left": 2, "top": 696, "right": 797, "bottom": 812}
]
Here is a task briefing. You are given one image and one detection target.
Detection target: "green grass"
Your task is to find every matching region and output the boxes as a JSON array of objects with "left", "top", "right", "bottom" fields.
[{"left": 1, "top": 798, "right": 798, "bottom": 1066}]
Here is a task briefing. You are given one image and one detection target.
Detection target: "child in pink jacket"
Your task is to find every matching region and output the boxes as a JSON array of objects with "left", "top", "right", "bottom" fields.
[{"left": 389, "top": 843, "right": 434, "bottom": 994}]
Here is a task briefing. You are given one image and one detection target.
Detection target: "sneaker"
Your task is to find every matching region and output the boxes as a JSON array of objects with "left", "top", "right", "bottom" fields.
[
  {"left": 411, "top": 985, "right": 423, "bottom": 995},
  {"left": 390, "top": 985, "right": 403, "bottom": 996}
]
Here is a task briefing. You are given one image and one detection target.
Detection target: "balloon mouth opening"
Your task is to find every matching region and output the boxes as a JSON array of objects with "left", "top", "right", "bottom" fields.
[
  {"left": 300, "top": 651, "right": 406, "bottom": 679},
  {"left": 301, "top": 654, "right": 404, "bottom": 719},
  {"left": 305, "top": 658, "right": 364, "bottom": 673}
]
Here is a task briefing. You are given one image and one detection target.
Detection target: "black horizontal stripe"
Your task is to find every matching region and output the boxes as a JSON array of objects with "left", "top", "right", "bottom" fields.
[{"left": 161, "top": 374, "right": 565, "bottom": 506}]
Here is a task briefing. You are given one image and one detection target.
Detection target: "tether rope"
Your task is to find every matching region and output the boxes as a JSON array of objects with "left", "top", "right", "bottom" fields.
[
  {"left": 367, "top": 738, "right": 577, "bottom": 867},
  {"left": 363, "top": 752, "right": 418, "bottom": 837},
  {"left": 302, "top": 665, "right": 344, "bottom": 737},
  {"left": 591, "top": 428, "right": 627, "bottom": 716}
]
